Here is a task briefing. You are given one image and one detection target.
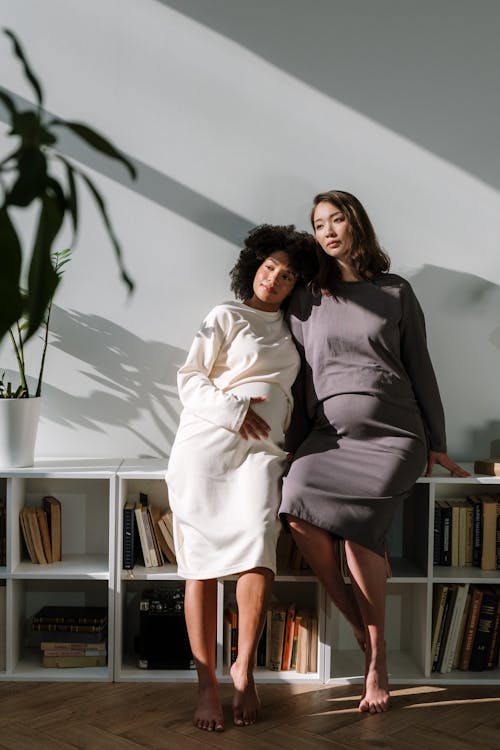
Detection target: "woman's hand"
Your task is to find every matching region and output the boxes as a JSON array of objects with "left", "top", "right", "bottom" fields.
[
  {"left": 239, "top": 397, "right": 271, "bottom": 440},
  {"left": 425, "top": 451, "right": 470, "bottom": 477}
]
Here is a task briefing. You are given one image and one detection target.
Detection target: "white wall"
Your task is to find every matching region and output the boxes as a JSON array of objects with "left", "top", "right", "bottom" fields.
[{"left": 0, "top": 0, "right": 498, "bottom": 460}]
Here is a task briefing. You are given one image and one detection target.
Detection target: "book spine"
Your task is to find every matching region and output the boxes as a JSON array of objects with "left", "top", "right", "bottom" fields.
[
  {"left": 433, "top": 503, "right": 442, "bottom": 565},
  {"left": 122, "top": 504, "right": 135, "bottom": 570},
  {"left": 440, "top": 505, "right": 452, "bottom": 566},
  {"left": 459, "top": 588, "right": 484, "bottom": 670},
  {"left": 469, "top": 589, "right": 497, "bottom": 671}
]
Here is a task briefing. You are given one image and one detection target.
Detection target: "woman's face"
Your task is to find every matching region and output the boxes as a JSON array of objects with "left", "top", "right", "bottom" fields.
[
  {"left": 248, "top": 251, "right": 297, "bottom": 312},
  {"left": 313, "top": 201, "right": 352, "bottom": 262}
]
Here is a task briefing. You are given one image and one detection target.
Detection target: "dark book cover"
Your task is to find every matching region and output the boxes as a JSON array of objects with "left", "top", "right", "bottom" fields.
[
  {"left": 439, "top": 501, "right": 452, "bottom": 566},
  {"left": 469, "top": 587, "right": 497, "bottom": 671},
  {"left": 467, "top": 496, "right": 482, "bottom": 567},
  {"left": 433, "top": 502, "right": 442, "bottom": 565},
  {"left": 123, "top": 501, "right": 138, "bottom": 570}
]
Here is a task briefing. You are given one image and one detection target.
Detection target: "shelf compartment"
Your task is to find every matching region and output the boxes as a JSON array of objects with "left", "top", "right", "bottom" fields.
[
  {"left": 326, "top": 582, "right": 428, "bottom": 683},
  {"left": 3, "top": 578, "right": 112, "bottom": 682},
  {"left": 115, "top": 578, "right": 195, "bottom": 682}
]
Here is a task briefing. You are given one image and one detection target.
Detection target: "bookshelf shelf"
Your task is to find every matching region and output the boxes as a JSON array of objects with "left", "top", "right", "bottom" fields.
[{"left": 0, "top": 459, "right": 499, "bottom": 684}]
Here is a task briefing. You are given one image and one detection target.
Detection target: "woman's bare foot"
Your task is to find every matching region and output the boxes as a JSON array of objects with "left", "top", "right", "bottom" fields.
[
  {"left": 230, "top": 662, "right": 261, "bottom": 726},
  {"left": 359, "top": 645, "right": 390, "bottom": 714},
  {"left": 193, "top": 684, "right": 224, "bottom": 732}
]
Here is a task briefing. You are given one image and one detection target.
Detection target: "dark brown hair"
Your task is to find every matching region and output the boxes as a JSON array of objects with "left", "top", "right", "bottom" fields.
[
  {"left": 230, "top": 224, "right": 317, "bottom": 306},
  {"left": 310, "top": 190, "right": 390, "bottom": 294}
]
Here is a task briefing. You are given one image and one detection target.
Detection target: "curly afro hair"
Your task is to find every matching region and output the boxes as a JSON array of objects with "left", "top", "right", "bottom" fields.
[{"left": 230, "top": 224, "right": 317, "bottom": 304}]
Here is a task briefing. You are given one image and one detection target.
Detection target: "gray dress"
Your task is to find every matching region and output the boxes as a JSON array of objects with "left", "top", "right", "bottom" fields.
[{"left": 279, "top": 273, "right": 447, "bottom": 556}]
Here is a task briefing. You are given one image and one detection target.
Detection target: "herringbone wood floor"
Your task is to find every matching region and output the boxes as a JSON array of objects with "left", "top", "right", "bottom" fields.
[{"left": 0, "top": 681, "right": 499, "bottom": 749}]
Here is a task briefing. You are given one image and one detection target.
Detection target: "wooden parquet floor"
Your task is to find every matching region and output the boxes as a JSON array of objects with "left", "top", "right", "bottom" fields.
[{"left": 0, "top": 680, "right": 499, "bottom": 749}]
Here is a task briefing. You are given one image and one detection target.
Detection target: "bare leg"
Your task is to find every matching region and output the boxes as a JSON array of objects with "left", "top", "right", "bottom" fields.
[
  {"left": 184, "top": 579, "right": 224, "bottom": 731},
  {"left": 344, "top": 541, "right": 390, "bottom": 714},
  {"left": 286, "top": 515, "right": 365, "bottom": 650},
  {"left": 230, "top": 567, "right": 274, "bottom": 726}
]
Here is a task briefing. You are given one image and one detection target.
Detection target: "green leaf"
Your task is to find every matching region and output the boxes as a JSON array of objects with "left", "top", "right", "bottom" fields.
[
  {"left": 78, "top": 170, "right": 134, "bottom": 292},
  {"left": 3, "top": 29, "right": 43, "bottom": 107},
  {"left": 0, "top": 87, "right": 18, "bottom": 118},
  {"left": 50, "top": 119, "right": 137, "bottom": 180},
  {"left": 8, "top": 146, "right": 47, "bottom": 207},
  {"left": 56, "top": 155, "right": 79, "bottom": 238},
  {"left": 25, "top": 191, "right": 64, "bottom": 341},
  {"left": 10, "top": 110, "right": 56, "bottom": 146},
  {"left": 0, "top": 205, "right": 23, "bottom": 341}
]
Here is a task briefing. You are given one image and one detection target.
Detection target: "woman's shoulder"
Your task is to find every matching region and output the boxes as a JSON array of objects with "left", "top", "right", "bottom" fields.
[
  {"left": 372, "top": 272, "right": 414, "bottom": 293},
  {"left": 287, "top": 283, "right": 318, "bottom": 317}
]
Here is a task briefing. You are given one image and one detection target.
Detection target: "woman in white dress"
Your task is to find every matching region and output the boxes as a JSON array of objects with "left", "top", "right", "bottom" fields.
[{"left": 167, "top": 225, "right": 316, "bottom": 732}]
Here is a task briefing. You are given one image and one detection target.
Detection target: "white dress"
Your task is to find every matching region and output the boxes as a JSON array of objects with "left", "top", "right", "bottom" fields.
[{"left": 166, "top": 301, "right": 300, "bottom": 579}]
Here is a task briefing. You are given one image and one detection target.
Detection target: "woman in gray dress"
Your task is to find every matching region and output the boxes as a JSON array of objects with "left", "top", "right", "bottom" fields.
[{"left": 279, "top": 190, "right": 468, "bottom": 714}]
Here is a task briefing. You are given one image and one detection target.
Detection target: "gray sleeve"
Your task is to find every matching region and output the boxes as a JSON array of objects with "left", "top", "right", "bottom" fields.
[{"left": 399, "top": 281, "right": 447, "bottom": 452}]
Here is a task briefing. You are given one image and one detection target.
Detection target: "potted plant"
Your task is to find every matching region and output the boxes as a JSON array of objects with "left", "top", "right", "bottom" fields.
[{"left": 0, "top": 29, "right": 136, "bottom": 466}]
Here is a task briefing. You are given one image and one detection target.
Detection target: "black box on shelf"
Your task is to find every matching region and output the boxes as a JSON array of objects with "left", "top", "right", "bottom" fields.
[{"left": 135, "top": 586, "right": 193, "bottom": 669}]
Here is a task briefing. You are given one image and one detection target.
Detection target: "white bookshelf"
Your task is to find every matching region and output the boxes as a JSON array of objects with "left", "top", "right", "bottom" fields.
[
  {"left": 0, "top": 459, "right": 119, "bottom": 682},
  {"left": 1, "top": 460, "right": 499, "bottom": 684}
]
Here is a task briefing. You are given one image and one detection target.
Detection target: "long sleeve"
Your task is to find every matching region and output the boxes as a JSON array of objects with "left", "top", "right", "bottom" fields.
[
  {"left": 178, "top": 308, "right": 250, "bottom": 432},
  {"left": 284, "top": 289, "right": 315, "bottom": 453},
  {"left": 399, "top": 282, "right": 447, "bottom": 452}
]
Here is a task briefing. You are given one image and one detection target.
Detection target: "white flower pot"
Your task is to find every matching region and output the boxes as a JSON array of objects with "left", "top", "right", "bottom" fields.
[{"left": 0, "top": 397, "right": 41, "bottom": 468}]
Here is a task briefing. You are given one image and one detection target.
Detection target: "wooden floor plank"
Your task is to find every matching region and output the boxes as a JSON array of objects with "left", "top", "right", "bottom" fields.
[{"left": 0, "top": 681, "right": 499, "bottom": 748}]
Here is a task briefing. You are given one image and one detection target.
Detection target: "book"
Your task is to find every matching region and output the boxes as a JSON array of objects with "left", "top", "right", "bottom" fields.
[
  {"left": 135, "top": 502, "right": 153, "bottom": 567},
  {"left": 467, "top": 495, "right": 482, "bottom": 567},
  {"left": 146, "top": 506, "right": 163, "bottom": 566},
  {"left": 40, "top": 640, "right": 107, "bottom": 653},
  {"left": 486, "top": 589, "right": 500, "bottom": 669},
  {"left": 308, "top": 612, "right": 318, "bottom": 673},
  {"left": 448, "top": 500, "right": 461, "bottom": 567},
  {"left": 30, "top": 628, "right": 106, "bottom": 644},
  {"left": 32, "top": 606, "right": 107, "bottom": 626},
  {"left": 224, "top": 602, "right": 238, "bottom": 666},
  {"left": 36, "top": 507, "right": 53, "bottom": 564},
  {"left": 439, "top": 583, "right": 470, "bottom": 673},
  {"left": 469, "top": 587, "right": 497, "bottom": 671},
  {"left": 26, "top": 507, "right": 48, "bottom": 564},
  {"left": 459, "top": 586, "right": 484, "bottom": 670},
  {"left": 42, "top": 496, "right": 62, "bottom": 562},
  {"left": 474, "top": 458, "right": 500, "bottom": 477},
  {"left": 268, "top": 603, "right": 287, "bottom": 670},
  {"left": 436, "top": 500, "right": 452, "bottom": 565},
  {"left": 122, "top": 500, "right": 137, "bottom": 570},
  {"left": 42, "top": 654, "right": 107, "bottom": 668},
  {"left": 156, "top": 512, "right": 176, "bottom": 564},
  {"left": 452, "top": 589, "right": 472, "bottom": 670},
  {"left": 480, "top": 495, "right": 498, "bottom": 571},
  {"left": 433, "top": 501, "right": 442, "bottom": 565},
  {"left": 431, "top": 583, "right": 449, "bottom": 667},
  {"left": 19, "top": 507, "right": 37, "bottom": 563},
  {"left": 280, "top": 602, "right": 296, "bottom": 670},
  {"left": 435, "top": 584, "right": 457, "bottom": 672}
]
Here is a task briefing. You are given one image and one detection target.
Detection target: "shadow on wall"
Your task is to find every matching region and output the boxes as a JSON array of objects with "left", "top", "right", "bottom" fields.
[
  {"left": 38, "top": 306, "right": 187, "bottom": 456},
  {"left": 161, "top": 0, "right": 500, "bottom": 192},
  {"left": 0, "top": 92, "right": 254, "bottom": 247},
  {"left": 408, "top": 265, "right": 500, "bottom": 459}
]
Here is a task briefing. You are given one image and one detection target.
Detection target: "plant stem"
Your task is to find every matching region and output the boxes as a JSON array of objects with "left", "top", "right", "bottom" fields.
[{"left": 9, "top": 325, "right": 28, "bottom": 396}]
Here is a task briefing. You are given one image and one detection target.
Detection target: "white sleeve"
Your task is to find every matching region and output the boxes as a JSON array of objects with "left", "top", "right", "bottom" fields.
[{"left": 177, "top": 308, "right": 250, "bottom": 432}]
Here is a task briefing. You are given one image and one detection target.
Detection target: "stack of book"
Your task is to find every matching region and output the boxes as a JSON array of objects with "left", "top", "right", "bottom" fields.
[
  {"left": 224, "top": 600, "right": 318, "bottom": 674},
  {"left": 431, "top": 583, "right": 500, "bottom": 673},
  {"left": 31, "top": 605, "right": 107, "bottom": 668},
  {"left": 19, "top": 496, "right": 61, "bottom": 565},
  {"left": 434, "top": 493, "right": 500, "bottom": 570},
  {"left": 123, "top": 493, "right": 176, "bottom": 570}
]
